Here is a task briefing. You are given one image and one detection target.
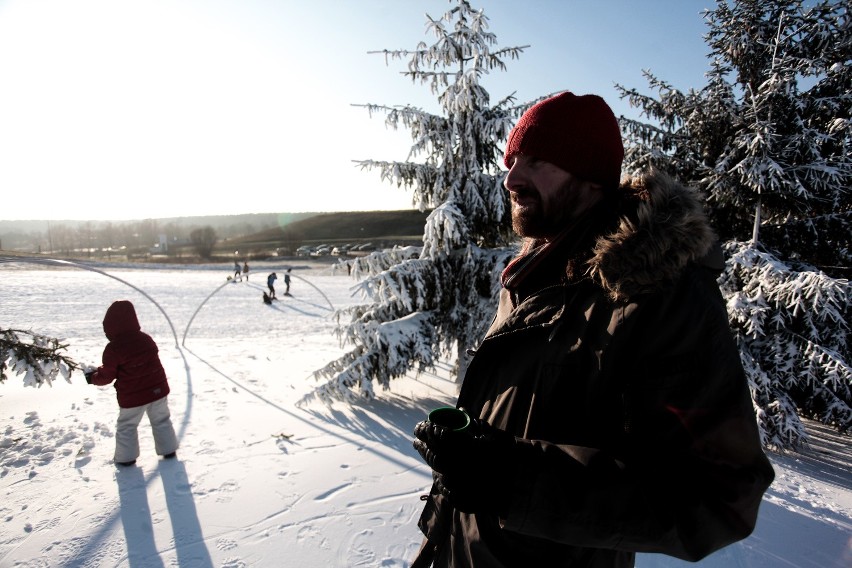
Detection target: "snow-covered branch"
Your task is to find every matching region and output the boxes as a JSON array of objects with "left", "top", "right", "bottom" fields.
[{"left": 0, "top": 328, "right": 80, "bottom": 387}]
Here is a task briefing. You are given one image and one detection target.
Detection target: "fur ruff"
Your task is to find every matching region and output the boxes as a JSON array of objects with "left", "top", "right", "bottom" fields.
[{"left": 589, "top": 170, "right": 717, "bottom": 301}]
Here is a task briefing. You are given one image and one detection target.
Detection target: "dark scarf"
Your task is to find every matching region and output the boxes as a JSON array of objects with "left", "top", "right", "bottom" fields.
[{"left": 500, "top": 197, "right": 619, "bottom": 306}]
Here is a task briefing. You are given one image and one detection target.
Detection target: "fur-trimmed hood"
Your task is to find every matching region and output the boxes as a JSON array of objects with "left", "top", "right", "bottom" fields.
[{"left": 589, "top": 170, "right": 718, "bottom": 301}]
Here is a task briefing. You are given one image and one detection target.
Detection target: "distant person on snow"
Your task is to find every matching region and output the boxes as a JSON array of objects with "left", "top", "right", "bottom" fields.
[
  {"left": 284, "top": 269, "right": 292, "bottom": 295},
  {"left": 234, "top": 261, "right": 242, "bottom": 281},
  {"left": 243, "top": 261, "right": 250, "bottom": 281},
  {"left": 267, "top": 272, "right": 278, "bottom": 300},
  {"left": 84, "top": 300, "right": 178, "bottom": 467}
]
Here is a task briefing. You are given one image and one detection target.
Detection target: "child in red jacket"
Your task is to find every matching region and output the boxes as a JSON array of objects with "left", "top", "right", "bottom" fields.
[{"left": 86, "top": 300, "right": 178, "bottom": 466}]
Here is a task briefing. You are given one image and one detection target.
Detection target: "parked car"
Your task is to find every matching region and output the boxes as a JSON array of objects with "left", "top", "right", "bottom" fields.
[{"left": 311, "top": 245, "right": 332, "bottom": 256}]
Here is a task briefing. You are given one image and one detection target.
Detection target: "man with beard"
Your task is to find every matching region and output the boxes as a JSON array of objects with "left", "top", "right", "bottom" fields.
[{"left": 411, "top": 91, "right": 775, "bottom": 567}]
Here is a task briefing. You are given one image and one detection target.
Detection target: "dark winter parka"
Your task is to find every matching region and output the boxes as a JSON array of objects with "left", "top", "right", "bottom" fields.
[
  {"left": 414, "top": 171, "right": 775, "bottom": 567},
  {"left": 91, "top": 300, "right": 170, "bottom": 409}
]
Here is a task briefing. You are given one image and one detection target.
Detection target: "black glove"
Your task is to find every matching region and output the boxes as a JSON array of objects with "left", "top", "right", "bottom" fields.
[
  {"left": 413, "top": 414, "right": 518, "bottom": 515},
  {"left": 84, "top": 370, "right": 95, "bottom": 384}
]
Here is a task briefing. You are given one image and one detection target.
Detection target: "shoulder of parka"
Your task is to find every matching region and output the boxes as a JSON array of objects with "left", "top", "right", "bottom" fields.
[{"left": 589, "top": 170, "right": 717, "bottom": 302}]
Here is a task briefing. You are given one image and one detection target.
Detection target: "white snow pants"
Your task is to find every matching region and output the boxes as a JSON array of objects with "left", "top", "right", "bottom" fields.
[{"left": 114, "top": 397, "right": 178, "bottom": 462}]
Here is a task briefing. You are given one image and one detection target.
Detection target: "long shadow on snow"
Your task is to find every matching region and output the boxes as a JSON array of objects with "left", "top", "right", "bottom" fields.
[
  {"left": 182, "top": 345, "right": 428, "bottom": 477},
  {"left": 245, "top": 281, "right": 334, "bottom": 313},
  {"left": 116, "top": 466, "right": 166, "bottom": 568},
  {"left": 299, "top": 363, "right": 460, "bottom": 463},
  {"left": 158, "top": 458, "right": 214, "bottom": 568},
  {"left": 239, "top": 281, "right": 333, "bottom": 316}
]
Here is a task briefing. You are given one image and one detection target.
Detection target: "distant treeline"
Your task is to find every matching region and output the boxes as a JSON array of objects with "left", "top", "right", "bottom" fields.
[
  {"left": 0, "top": 213, "right": 309, "bottom": 256},
  {"left": 0, "top": 210, "right": 429, "bottom": 259}
]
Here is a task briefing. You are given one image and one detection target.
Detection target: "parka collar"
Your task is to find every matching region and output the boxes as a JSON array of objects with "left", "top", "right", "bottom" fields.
[{"left": 589, "top": 170, "right": 717, "bottom": 301}]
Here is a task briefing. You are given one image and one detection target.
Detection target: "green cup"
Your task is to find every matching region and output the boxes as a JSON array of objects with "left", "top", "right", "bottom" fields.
[{"left": 428, "top": 406, "right": 471, "bottom": 433}]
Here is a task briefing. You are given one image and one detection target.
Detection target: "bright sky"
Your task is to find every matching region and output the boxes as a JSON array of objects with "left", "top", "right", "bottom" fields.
[{"left": 0, "top": 0, "right": 712, "bottom": 221}]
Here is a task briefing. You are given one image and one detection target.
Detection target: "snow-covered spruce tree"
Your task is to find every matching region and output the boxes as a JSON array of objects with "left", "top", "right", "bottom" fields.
[
  {"left": 311, "top": 0, "right": 531, "bottom": 401},
  {"left": 722, "top": 245, "right": 850, "bottom": 448},
  {"left": 1, "top": 328, "right": 80, "bottom": 387},
  {"left": 616, "top": 0, "right": 851, "bottom": 449}
]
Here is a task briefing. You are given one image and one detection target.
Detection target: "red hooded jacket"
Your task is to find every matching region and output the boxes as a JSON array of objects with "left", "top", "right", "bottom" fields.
[{"left": 91, "top": 300, "right": 170, "bottom": 408}]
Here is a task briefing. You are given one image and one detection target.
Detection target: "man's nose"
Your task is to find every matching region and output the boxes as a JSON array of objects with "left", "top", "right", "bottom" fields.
[{"left": 503, "top": 163, "right": 523, "bottom": 192}]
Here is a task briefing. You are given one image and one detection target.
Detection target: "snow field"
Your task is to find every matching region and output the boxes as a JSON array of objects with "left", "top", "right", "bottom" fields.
[{"left": 0, "top": 260, "right": 850, "bottom": 567}]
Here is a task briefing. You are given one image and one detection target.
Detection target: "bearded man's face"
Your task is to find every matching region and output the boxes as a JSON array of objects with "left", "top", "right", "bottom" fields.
[{"left": 503, "top": 155, "right": 603, "bottom": 239}]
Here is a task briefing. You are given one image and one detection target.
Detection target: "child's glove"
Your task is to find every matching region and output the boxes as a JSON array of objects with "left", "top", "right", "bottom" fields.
[
  {"left": 413, "top": 415, "right": 518, "bottom": 515},
  {"left": 81, "top": 364, "right": 97, "bottom": 384}
]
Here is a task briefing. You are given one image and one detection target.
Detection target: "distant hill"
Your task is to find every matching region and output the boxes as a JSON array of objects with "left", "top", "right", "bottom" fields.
[{"left": 243, "top": 210, "right": 429, "bottom": 242}]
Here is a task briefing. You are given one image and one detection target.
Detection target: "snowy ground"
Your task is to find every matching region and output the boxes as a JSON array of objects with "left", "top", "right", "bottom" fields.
[{"left": 1, "top": 259, "right": 850, "bottom": 567}]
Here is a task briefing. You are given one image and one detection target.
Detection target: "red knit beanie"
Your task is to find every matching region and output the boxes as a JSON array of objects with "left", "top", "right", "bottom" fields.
[{"left": 504, "top": 91, "right": 624, "bottom": 189}]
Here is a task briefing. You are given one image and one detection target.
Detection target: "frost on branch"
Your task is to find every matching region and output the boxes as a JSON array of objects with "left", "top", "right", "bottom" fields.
[
  {"left": 1, "top": 329, "right": 80, "bottom": 387},
  {"left": 310, "top": 311, "right": 437, "bottom": 404},
  {"left": 422, "top": 202, "right": 469, "bottom": 259}
]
